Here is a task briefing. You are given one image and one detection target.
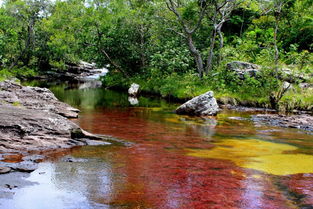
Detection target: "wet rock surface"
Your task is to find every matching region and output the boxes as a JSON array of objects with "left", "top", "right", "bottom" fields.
[
  {"left": 176, "top": 91, "right": 219, "bottom": 116},
  {"left": 0, "top": 80, "right": 79, "bottom": 118},
  {"left": 252, "top": 114, "right": 313, "bottom": 132}
]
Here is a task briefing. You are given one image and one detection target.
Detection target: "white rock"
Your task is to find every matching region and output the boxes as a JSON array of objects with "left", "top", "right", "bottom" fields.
[
  {"left": 176, "top": 91, "right": 219, "bottom": 116},
  {"left": 128, "top": 83, "right": 140, "bottom": 96}
]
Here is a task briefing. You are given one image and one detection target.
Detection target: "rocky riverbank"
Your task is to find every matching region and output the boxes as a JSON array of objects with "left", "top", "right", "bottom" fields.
[
  {"left": 220, "top": 104, "right": 312, "bottom": 132},
  {"left": 252, "top": 114, "right": 313, "bottom": 132},
  {"left": 0, "top": 80, "right": 110, "bottom": 174}
]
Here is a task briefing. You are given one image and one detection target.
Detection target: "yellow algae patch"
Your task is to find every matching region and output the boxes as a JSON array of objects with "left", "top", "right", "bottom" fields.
[
  {"left": 247, "top": 154, "right": 313, "bottom": 176},
  {"left": 186, "top": 139, "right": 313, "bottom": 175}
]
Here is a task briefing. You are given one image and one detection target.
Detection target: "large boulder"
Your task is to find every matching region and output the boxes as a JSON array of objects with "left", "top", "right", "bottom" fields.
[
  {"left": 176, "top": 91, "right": 219, "bottom": 116},
  {"left": 226, "top": 61, "right": 260, "bottom": 79},
  {"left": 128, "top": 83, "right": 140, "bottom": 97},
  {"left": 0, "top": 81, "right": 79, "bottom": 118}
]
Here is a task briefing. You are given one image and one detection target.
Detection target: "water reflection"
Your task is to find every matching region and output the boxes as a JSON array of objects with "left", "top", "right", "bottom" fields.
[
  {"left": 7, "top": 82, "right": 313, "bottom": 208},
  {"left": 128, "top": 97, "right": 139, "bottom": 106},
  {"left": 1, "top": 163, "right": 92, "bottom": 209},
  {"left": 1, "top": 157, "right": 116, "bottom": 209}
]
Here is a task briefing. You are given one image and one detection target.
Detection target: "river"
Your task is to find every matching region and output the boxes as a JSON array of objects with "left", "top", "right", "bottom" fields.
[{"left": 1, "top": 82, "right": 313, "bottom": 209}]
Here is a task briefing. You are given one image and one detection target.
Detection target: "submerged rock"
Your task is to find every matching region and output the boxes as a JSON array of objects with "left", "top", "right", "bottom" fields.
[
  {"left": 176, "top": 91, "right": 219, "bottom": 116},
  {"left": 0, "top": 167, "right": 11, "bottom": 174},
  {"left": 128, "top": 83, "right": 140, "bottom": 97},
  {"left": 0, "top": 80, "right": 79, "bottom": 118},
  {"left": 226, "top": 61, "right": 260, "bottom": 79},
  {"left": 22, "top": 155, "right": 45, "bottom": 163},
  {"left": 61, "top": 156, "right": 88, "bottom": 163},
  {"left": 11, "top": 161, "right": 38, "bottom": 173}
]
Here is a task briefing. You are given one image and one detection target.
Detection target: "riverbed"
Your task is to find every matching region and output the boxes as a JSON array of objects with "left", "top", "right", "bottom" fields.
[{"left": 1, "top": 83, "right": 313, "bottom": 209}]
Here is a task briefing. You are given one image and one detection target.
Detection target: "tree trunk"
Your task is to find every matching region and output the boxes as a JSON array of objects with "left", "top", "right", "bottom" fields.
[
  {"left": 206, "top": 27, "right": 217, "bottom": 74},
  {"left": 274, "top": 17, "right": 279, "bottom": 76},
  {"left": 139, "top": 24, "right": 146, "bottom": 68},
  {"left": 24, "top": 17, "right": 35, "bottom": 66},
  {"left": 186, "top": 34, "right": 204, "bottom": 78},
  {"left": 217, "top": 27, "right": 224, "bottom": 65}
]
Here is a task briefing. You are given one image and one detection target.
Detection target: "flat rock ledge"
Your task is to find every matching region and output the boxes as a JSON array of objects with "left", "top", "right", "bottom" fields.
[
  {"left": 252, "top": 114, "right": 313, "bottom": 132},
  {"left": 0, "top": 81, "right": 108, "bottom": 153},
  {"left": 176, "top": 91, "right": 219, "bottom": 116},
  {"left": 0, "top": 80, "right": 79, "bottom": 118}
]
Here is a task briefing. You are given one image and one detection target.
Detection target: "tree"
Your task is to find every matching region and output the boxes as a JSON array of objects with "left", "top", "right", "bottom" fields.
[
  {"left": 166, "top": 0, "right": 207, "bottom": 77},
  {"left": 4, "top": 0, "right": 50, "bottom": 69},
  {"left": 206, "top": 0, "right": 238, "bottom": 73}
]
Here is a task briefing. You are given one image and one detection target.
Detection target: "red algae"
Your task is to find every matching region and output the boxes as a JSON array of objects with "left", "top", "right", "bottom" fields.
[
  {"left": 1, "top": 153, "right": 23, "bottom": 163},
  {"left": 281, "top": 174, "right": 313, "bottom": 206},
  {"left": 72, "top": 107, "right": 313, "bottom": 209},
  {"left": 7, "top": 82, "right": 310, "bottom": 209}
]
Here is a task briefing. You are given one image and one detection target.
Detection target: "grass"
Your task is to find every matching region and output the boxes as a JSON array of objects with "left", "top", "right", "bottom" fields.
[
  {"left": 279, "top": 88, "right": 313, "bottom": 112},
  {"left": 103, "top": 70, "right": 313, "bottom": 112}
]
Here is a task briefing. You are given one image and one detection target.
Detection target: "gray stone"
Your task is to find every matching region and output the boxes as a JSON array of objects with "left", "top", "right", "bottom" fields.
[
  {"left": 252, "top": 114, "right": 313, "bottom": 132},
  {"left": 0, "top": 167, "right": 11, "bottom": 174},
  {"left": 176, "top": 91, "right": 219, "bottom": 116},
  {"left": 128, "top": 83, "right": 140, "bottom": 97},
  {"left": 63, "top": 61, "right": 108, "bottom": 82},
  {"left": 226, "top": 61, "right": 260, "bottom": 79},
  {"left": 0, "top": 81, "right": 79, "bottom": 118},
  {"left": 282, "top": 81, "right": 292, "bottom": 90},
  {"left": 0, "top": 105, "right": 104, "bottom": 152},
  {"left": 12, "top": 161, "right": 38, "bottom": 173},
  {"left": 299, "top": 83, "right": 313, "bottom": 89},
  {"left": 0, "top": 80, "right": 111, "bottom": 153}
]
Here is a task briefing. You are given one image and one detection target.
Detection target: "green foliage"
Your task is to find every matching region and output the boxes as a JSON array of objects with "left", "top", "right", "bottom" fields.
[
  {"left": 0, "top": 0, "right": 311, "bottom": 111},
  {"left": 150, "top": 39, "right": 193, "bottom": 74},
  {"left": 280, "top": 88, "right": 313, "bottom": 112}
]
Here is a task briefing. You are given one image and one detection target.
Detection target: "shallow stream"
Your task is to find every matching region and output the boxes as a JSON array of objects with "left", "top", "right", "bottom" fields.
[{"left": 1, "top": 83, "right": 313, "bottom": 209}]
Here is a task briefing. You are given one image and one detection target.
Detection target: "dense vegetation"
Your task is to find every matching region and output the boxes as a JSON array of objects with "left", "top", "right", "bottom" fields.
[{"left": 0, "top": 0, "right": 312, "bottom": 111}]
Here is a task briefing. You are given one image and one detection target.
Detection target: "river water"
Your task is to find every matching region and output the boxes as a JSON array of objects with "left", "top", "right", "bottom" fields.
[{"left": 1, "top": 83, "right": 313, "bottom": 209}]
